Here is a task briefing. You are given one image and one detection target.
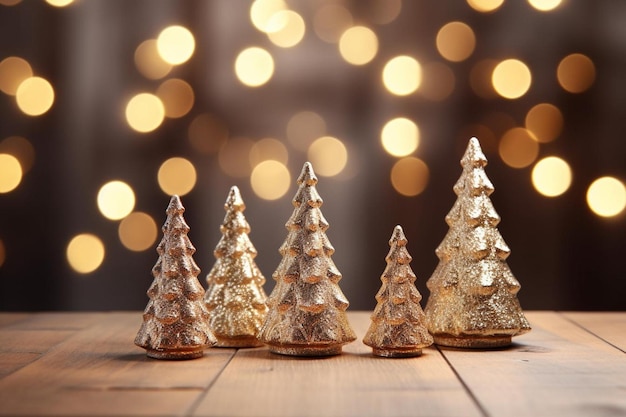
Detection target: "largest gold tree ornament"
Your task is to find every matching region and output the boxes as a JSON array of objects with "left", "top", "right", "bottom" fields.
[
  {"left": 424, "top": 138, "right": 531, "bottom": 348},
  {"left": 259, "top": 162, "right": 356, "bottom": 356}
]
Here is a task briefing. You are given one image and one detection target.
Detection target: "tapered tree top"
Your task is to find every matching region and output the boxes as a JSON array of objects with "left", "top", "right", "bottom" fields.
[{"left": 225, "top": 186, "right": 245, "bottom": 211}]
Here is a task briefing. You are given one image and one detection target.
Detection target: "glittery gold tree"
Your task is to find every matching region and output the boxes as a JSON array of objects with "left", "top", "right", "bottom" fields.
[
  {"left": 135, "top": 195, "right": 216, "bottom": 359},
  {"left": 363, "top": 225, "right": 433, "bottom": 357},
  {"left": 259, "top": 162, "right": 356, "bottom": 356},
  {"left": 424, "top": 138, "right": 531, "bottom": 348},
  {"left": 204, "top": 186, "right": 268, "bottom": 347}
]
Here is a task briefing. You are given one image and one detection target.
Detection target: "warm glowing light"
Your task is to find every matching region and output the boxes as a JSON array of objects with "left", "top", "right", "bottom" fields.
[
  {"left": 134, "top": 40, "right": 172, "bottom": 80},
  {"left": 557, "top": 53, "right": 595, "bottom": 94},
  {"left": 0, "top": 136, "right": 34, "bottom": 174},
  {"left": 492, "top": 59, "right": 532, "bottom": 99},
  {"left": 382, "top": 56, "right": 422, "bottom": 96},
  {"left": 188, "top": 113, "right": 228, "bottom": 154},
  {"left": 250, "top": 138, "right": 289, "bottom": 166},
  {"left": 436, "top": 22, "right": 476, "bottom": 62},
  {"left": 366, "top": 0, "right": 402, "bottom": 24},
  {"left": 528, "top": 0, "right": 562, "bottom": 11},
  {"left": 235, "top": 47, "right": 274, "bottom": 87},
  {"left": 381, "top": 118, "right": 420, "bottom": 157},
  {"left": 587, "top": 177, "right": 626, "bottom": 218},
  {"left": 16, "top": 77, "right": 54, "bottom": 116},
  {"left": 0, "top": 238, "right": 5, "bottom": 268},
  {"left": 470, "top": 59, "right": 498, "bottom": 99},
  {"left": 250, "top": 160, "right": 291, "bottom": 201},
  {"left": 267, "top": 10, "right": 306, "bottom": 48},
  {"left": 391, "top": 157, "right": 429, "bottom": 197},
  {"left": 498, "top": 128, "right": 539, "bottom": 168},
  {"left": 531, "top": 156, "right": 572, "bottom": 197},
  {"left": 467, "top": 0, "right": 504, "bottom": 12},
  {"left": 157, "top": 157, "right": 197, "bottom": 196},
  {"left": 525, "top": 103, "right": 563, "bottom": 143},
  {"left": 97, "top": 181, "right": 136, "bottom": 220},
  {"left": 250, "top": 0, "right": 288, "bottom": 33},
  {"left": 0, "top": 154, "right": 22, "bottom": 193},
  {"left": 45, "top": 0, "right": 74, "bottom": 7},
  {"left": 66, "top": 234, "right": 105, "bottom": 274},
  {"left": 125, "top": 93, "right": 165, "bottom": 133},
  {"left": 338, "top": 26, "right": 378, "bottom": 66},
  {"left": 0, "top": 56, "right": 33, "bottom": 95},
  {"left": 313, "top": 4, "right": 353, "bottom": 43},
  {"left": 420, "top": 62, "right": 455, "bottom": 101},
  {"left": 156, "top": 78, "right": 194, "bottom": 118},
  {"left": 219, "top": 137, "right": 255, "bottom": 178},
  {"left": 0, "top": 0, "right": 22, "bottom": 5},
  {"left": 307, "top": 136, "right": 348, "bottom": 177},
  {"left": 156, "top": 25, "right": 195, "bottom": 65},
  {"left": 286, "top": 111, "right": 326, "bottom": 151},
  {"left": 118, "top": 212, "right": 158, "bottom": 252}
]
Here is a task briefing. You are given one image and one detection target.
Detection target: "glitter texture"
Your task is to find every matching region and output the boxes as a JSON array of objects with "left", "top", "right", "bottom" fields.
[
  {"left": 259, "top": 162, "right": 356, "bottom": 356},
  {"left": 424, "top": 138, "right": 531, "bottom": 348},
  {"left": 363, "top": 225, "right": 433, "bottom": 357},
  {"left": 204, "top": 186, "right": 268, "bottom": 347},
  {"left": 135, "top": 195, "right": 216, "bottom": 359}
]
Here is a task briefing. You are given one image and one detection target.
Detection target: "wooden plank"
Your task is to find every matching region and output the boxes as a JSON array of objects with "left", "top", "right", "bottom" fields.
[
  {"left": 0, "top": 313, "right": 31, "bottom": 328},
  {"left": 562, "top": 312, "right": 626, "bottom": 352},
  {"left": 439, "top": 311, "right": 626, "bottom": 417},
  {"left": 192, "top": 311, "right": 482, "bottom": 417},
  {"left": 0, "top": 312, "right": 236, "bottom": 417}
]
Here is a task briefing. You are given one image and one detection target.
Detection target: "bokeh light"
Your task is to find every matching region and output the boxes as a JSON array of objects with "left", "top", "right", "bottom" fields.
[
  {"left": 382, "top": 55, "right": 422, "bottom": 96},
  {"left": 267, "top": 10, "right": 306, "bottom": 48},
  {"left": 45, "top": 0, "right": 74, "bottom": 7},
  {"left": 313, "top": 3, "right": 353, "bottom": 43},
  {"left": 156, "top": 78, "right": 194, "bottom": 118},
  {"left": 366, "top": 0, "right": 402, "bottom": 24},
  {"left": 156, "top": 25, "right": 195, "bottom": 65},
  {"left": 250, "top": 160, "right": 291, "bottom": 201},
  {"left": 250, "top": 0, "right": 288, "bottom": 33},
  {"left": 307, "top": 136, "right": 348, "bottom": 177},
  {"left": 0, "top": 0, "right": 22, "bottom": 5},
  {"left": 338, "top": 26, "right": 378, "bottom": 66},
  {"left": 286, "top": 111, "right": 326, "bottom": 151},
  {"left": 0, "top": 136, "right": 34, "bottom": 173},
  {"left": 531, "top": 156, "right": 572, "bottom": 197},
  {"left": 557, "top": 53, "right": 595, "bottom": 93},
  {"left": 528, "top": 0, "right": 562, "bottom": 12},
  {"left": 436, "top": 22, "right": 476, "bottom": 62},
  {"left": 66, "top": 234, "right": 105, "bottom": 274},
  {"left": 235, "top": 47, "right": 275, "bottom": 87},
  {"left": 157, "top": 157, "right": 197, "bottom": 196},
  {"left": 467, "top": 0, "right": 504, "bottom": 12},
  {"left": 492, "top": 59, "right": 532, "bottom": 99},
  {"left": 250, "top": 138, "right": 289, "bottom": 166},
  {"left": 390, "top": 157, "right": 429, "bottom": 197},
  {"left": 134, "top": 40, "right": 172, "bottom": 80},
  {"left": 470, "top": 59, "right": 498, "bottom": 99},
  {"left": 381, "top": 118, "right": 420, "bottom": 157},
  {"left": 97, "top": 180, "right": 136, "bottom": 220},
  {"left": 219, "top": 137, "right": 255, "bottom": 178},
  {"left": 498, "top": 127, "right": 540, "bottom": 168},
  {"left": 586, "top": 177, "right": 626, "bottom": 218},
  {"left": 188, "top": 113, "right": 228, "bottom": 154},
  {"left": 525, "top": 103, "right": 563, "bottom": 143},
  {"left": 420, "top": 62, "right": 456, "bottom": 101},
  {"left": 16, "top": 76, "right": 55, "bottom": 116},
  {"left": 125, "top": 93, "right": 165, "bottom": 133},
  {"left": 0, "top": 56, "right": 33, "bottom": 95},
  {"left": 0, "top": 154, "right": 22, "bottom": 193},
  {"left": 118, "top": 212, "right": 158, "bottom": 252}
]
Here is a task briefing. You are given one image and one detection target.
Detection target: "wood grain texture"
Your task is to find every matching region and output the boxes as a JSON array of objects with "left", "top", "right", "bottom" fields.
[{"left": 563, "top": 311, "right": 626, "bottom": 353}]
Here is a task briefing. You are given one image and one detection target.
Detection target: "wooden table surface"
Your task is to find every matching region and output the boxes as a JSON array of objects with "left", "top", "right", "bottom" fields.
[{"left": 0, "top": 311, "right": 625, "bottom": 417}]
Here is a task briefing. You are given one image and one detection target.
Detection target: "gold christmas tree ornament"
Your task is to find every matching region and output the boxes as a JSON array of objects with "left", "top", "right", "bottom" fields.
[
  {"left": 259, "top": 162, "right": 356, "bottom": 356},
  {"left": 204, "top": 186, "right": 269, "bottom": 347},
  {"left": 363, "top": 225, "right": 433, "bottom": 357},
  {"left": 424, "top": 137, "right": 531, "bottom": 348},
  {"left": 135, "top": 195, "right": 217, "bottom": 359}
]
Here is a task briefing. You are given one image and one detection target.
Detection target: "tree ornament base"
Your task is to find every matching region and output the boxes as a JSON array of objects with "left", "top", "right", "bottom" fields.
[
  {"left": 267, "top": 343, "right": 344, "bottom": 357},
  {"left": 146, "top": 348, "right": 205, "bottom": 360},
  {"left": 434, "top": 335, "right": 512, "bottom": 349},
  {"left": 372, "top": 347, "right": 423, "bottom": 358},
  {"left": 215, "top": 336, "right": 264, "bottom": 348}
]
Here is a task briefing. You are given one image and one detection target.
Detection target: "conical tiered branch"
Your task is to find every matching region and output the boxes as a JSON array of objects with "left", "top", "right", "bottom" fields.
[
  {"left": 135, "top": 195, "right": 216, "bottom": 359},
  {"left": 259, "top": 162, "right": 356, "bottom": 356},
  {"left": 424, "top": 138, "right": 531, "bottom": 348},
  {"left": 363, "top": 225, "right": 433, "bottom": 357},
  {"left": 204, "top": 186, "right": 268, "bottom": 347}
]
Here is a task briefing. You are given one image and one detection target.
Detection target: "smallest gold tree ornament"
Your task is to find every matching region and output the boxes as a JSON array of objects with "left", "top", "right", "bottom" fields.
[
  {"left": 363, "top": 225, "right": 433, "bottom": 357},
  {"left": 135, "top": 195, "right": 216, "bottom": 359},
  {"left": 204, "top": 186, "right": 268, "bottom": 347}
]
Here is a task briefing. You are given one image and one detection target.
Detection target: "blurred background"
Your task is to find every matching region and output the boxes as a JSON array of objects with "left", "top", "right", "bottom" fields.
[{"left": 1, "top": 0, "right": 625, "bottom": 312}]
